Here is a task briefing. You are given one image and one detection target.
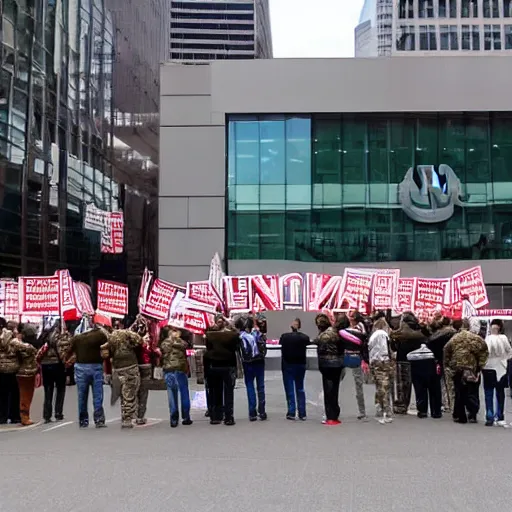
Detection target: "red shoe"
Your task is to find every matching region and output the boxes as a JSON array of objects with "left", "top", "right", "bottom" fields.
[{"left": 322, "top": 419, "right": 341, "bottom": 426}]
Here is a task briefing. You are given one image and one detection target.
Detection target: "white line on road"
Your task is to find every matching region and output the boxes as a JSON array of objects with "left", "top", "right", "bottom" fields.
[
  {"left": 106, "top": 417, "right": 121, "bottom": 423},
  {"left": 42, "top": 421, "right": 74, "bottom": 432},
  {"left": 136, "top": 419, "right": 162, "bottom": 428}
]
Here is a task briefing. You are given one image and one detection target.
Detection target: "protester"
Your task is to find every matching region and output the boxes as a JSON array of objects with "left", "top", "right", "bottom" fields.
[
  {"left": 444, "top": 318, "right": 489, "bottom": 424},
  {"left": 131, "top": 315, "right": 152, "bottom": 425},
  {"left": 390, "top": 312, "right": 426, "bottom": 414},
  {"left": 279, "top": 318, "right": 310, "bottom": 421},
  {"left": 0, "top": 324, "right": 21, "bottom": 424},
  {"left": 204, "top": 319, "right": 239, "bottom": 425},
  {"left": 159, "top": 326, "right": 193, "bottom": 428},
  {"left": 427, "top": 316, "right": 457, "bottom": 413},
  {"left": 368, "top": 317, "right": 394, "bottom": 424},
  {"left": 482, "top": 319, "right": 512, "bottom": 427},
  {"left": 339, "top": 310, "right": 368, "bottom": 421},
  {"left": 407, "top": 343, "right": 442, "bottom": 419},
  {"left": 313, "top": 313, "right": 344, "bottom": 426},
  {"left": 67, "top": 320, "right": 109, "bottom": 428},
  {"left": 101, "top": 326, "right": 142, "bottom": 429},
  {"left": 236, "top": 314, "right": 267, "bottom": 421},
  {"left": 37, "top": 320, "right": 71, "bottom": 423}
]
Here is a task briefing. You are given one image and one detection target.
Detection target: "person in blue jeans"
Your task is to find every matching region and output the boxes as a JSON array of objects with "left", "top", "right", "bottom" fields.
[
  {"left": 236, "top": 314, "right": 267, "bottom": 421},
  {"left": 67, "top": 325, "right": 109, "bottom": 428},
  {"left": 279, "top": 318, "right": 310, "bottom": 420},
  {"left": 158, "top": 326, "right": 193, "bottom": 428}
]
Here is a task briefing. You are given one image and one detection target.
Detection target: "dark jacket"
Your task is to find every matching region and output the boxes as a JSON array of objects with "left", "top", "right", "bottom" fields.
[
  {"left": 444, "top": 330, "right": 489, "bottom": 374},
  {"left": 101, "top": 329, "right": 142, "bottom": 369},
  {"left": 313, "top": 327, "right": 344, "bottom": 368},
  {"left": 390, "top": 322, "right": 427, "bottom": 362},
  {"left": 427, "top": 326, "right": 457, "bottom": 365},
  {"left": 68, "top": 328, "right": 109, "bottom": 365},
  {"left": 0, "top": 329, "right": 20, "bottom": 374},
  {"left": 205, "top": 328, "right": 240, "bottom": 368},
  {"left": 38, "top": 330, "right": 72, "bottom": 366},
  {"left": 279, "top": 331, "right": 310, "bottom": 365}
]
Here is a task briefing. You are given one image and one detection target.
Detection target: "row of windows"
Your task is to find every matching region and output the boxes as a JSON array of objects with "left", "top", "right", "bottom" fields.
[
  {"left": 171, "top": 31, "right": 253, "bottom": 41},
  {"left": 171, "top": 11, "right": 254, "bottom": 21},
  {"left": 397, "top": 23, "right": 512, "bottom": 50},
  {"left": 170, "top": 22, "right": 254, "bottom": 31},
  {"left": 399, "top": 0, "right": 512, "bottom": 19},
  {"left": 170, "top": 42, "right": 254, "bottom": 51},
  {"left": 171, "top": 1, "right": 254, "bottom": 11},
  {"left": 170, "top": 52, "right": 254, "bottom": 60}
]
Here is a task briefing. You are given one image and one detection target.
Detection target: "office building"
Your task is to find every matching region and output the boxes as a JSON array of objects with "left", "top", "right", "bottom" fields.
[
  {"left": 170, "top": 0, "right": 273, "bottom": 62},
  {"left": 159, "top": 57, "right": 512, "bottom": 331},
  {"left": 0, "top": 0, "right": 163, "bottom": 308},
  {"left": 355, "top": 0, "right": 512, "bottom": 56}
]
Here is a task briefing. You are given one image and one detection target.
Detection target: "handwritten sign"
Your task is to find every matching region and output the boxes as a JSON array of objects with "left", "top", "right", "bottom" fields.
[
  {"left": 96, "top": 280, "right": 128, "bottom": 318},
  {"left": 19, "top": 276, "right": 60, "bottom": 316},
  {"left": 451, "top": 266, "right": 488, "bottom": 309}
]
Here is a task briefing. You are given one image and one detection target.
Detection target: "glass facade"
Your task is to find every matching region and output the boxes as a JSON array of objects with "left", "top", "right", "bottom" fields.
[{"left": 227, "top": 113, "right": 512, "bottom": 264}]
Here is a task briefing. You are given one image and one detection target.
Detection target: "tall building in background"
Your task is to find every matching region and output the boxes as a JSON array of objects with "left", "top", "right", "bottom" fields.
[
  {"left": 356, "top": 0, "right": 512, "bottom": 56},
  {"left": 0, "top": 0, "right": 165, "bottom": 309},
  {"left": 170, "top": 0, "right": 273, "bottom": 62}
]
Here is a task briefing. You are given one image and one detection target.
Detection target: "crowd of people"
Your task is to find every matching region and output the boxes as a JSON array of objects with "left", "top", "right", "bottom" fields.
[{"left": 1, "top": 309, "right": 512, "bottom": 429}]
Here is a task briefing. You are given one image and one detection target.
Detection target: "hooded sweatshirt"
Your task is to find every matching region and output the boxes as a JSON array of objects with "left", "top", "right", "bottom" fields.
[
  {"left": 427, "top": 326, "right": 456, "bottom": 365},
  {"left": 390, "top": 321, "right": 426, "bottom": 362},
  {"left": 368, "top": 329, "right": 391, "bottom": 363},
  {"left": 483, "top": 334, "right": 512, "bottom": 381}
]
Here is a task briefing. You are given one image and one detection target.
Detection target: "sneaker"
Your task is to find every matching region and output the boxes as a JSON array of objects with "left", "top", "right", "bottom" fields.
[
  {"left": 224, "top": 418, "right": 236, "bottom": 426},
  {"left": 468, "top": 417, "right": 478, "bottom": 424},
  {"left": 44, "top": 419, "right": 52, "bottom": 424},
  {"left": 299, "top": 416, "right": 307, "bottom": 421},
  {"left": 249, "top": 416, "right": 258, "bottom": 422},
  {"left": 485, "top": 420, "right": 495, "bottom": 427},
  {"left": 204, "top": 410, "right": 210, "bottom": 418},
  {"left": 496, "top": 420, "right": 509, "bottom": 428},
  {"left": 209, "top": 420, "right": 221, "bottom": 425},
  {"left": 357, "top": 415, "right": 368, "bottom": 422},
  {"left": 259, "top": 413, "right": 268, "bottom": 421},
  {"left": 170, "top": 420, "right": 179, "bottom": 428},
  {"left": 286, "top": 414, "right": 296, "bottom": 421},
  {"left": 121, "top": 422, "right": 133, "bottom": 429},
  {"left": 182, "top": 419, "right": 193, "bottom": 426},
  {"left": 322, "top": 419, "right": 341, "bottom": 426},
  {"left": 79, "top": 423, "right": 89, "bottom": 429},
  {"left": 383, "top": 414, "right": 393, "bottom": 423},
  {"left": 136, "top": 418, "right": 147, "bottom": 426},
  {"left": 417, "top": 412, "right": 428, "bottom": 419},
  {"left": 95, "top": 422, "right": 107, "bottom": 429},
  {"left": 55, "top": 415, "right": 64, "bottom": 421}
]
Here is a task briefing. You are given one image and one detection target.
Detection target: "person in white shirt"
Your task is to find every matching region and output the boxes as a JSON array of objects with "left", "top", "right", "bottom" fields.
[
  {"left": 368, "top": 317, "right": 394, "bottom": 424},
  {"left": 482, "top": 319, "right": 512, "bottom": 427}
]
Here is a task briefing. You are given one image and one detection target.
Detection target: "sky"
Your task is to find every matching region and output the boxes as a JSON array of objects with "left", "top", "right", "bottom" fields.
[{"left": 269, "top": 0, "right": 364, "bottom": 58}]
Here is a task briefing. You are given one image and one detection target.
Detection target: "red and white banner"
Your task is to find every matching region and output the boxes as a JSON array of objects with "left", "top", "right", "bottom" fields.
[
  {"left": 141, "top": 278, "right": 184, "bottom": 321},
  {"left": 0, "top": 280, "right": 19, "bottom": 321},
  {"left": 396, "top": 278, "right": 416, "bottom": 313},
  {"left": 56, "top": 270, "right": 78, "bottom": 320},
  {"left": 137, "top": 267, "right": 153, "bottom": 312},
  {"left": 74, "top": 282, "right": 95, "bottom": 316},
  {"left": 337, "top": 270, "right": 374, "bottom": 313},
  {"left": 252, "top": 275, "right": 282, "bottom": 312},
  {"left": 208, "top": 253, "right": 225, "bottom": 305},
  {"left": 101, "top": 212, "right": 124, "bottom": 254},
  {"left": 84, "top": 203, "right": 106, "bottom": 232},
  {"left": 96, "top": 280, "right": 128, "bottom": 318},
  {"left": 413, "top": 278, "right": 451, "bottom": 313},
  {"left": 305, "top": 273, "right": 342, "bottom": 311},
  {"left": 280, "top": 273, "right": 305, "bottom": 310},
  {"left": 185, "top": 281, "right": 220, "bottom": 314},
  {"left": 372, "top": 270, "right": 400, "bottom": 310},
  {"left": 451, "top": 266, "right": 488, "bottom": 309},
  {"left": 224, "top": 276, "right": 251, "bottom": 312},
  {"left": 475, "top": 309, "right": 512, "bottom": 319},
  {"left": 19, "top": 276, "right": 60, "bottom": 316}
]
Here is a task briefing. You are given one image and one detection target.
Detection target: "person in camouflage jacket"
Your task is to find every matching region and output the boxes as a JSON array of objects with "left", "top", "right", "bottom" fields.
[
  {"left": 159, "top": 327, "right": 193, "bottom": 428},
  {"left": 444, "top": 318, "right": 489, "bottom": 424},
  {"left": 0, "top": 327, "right": 22, "bottom": 424},
  {"left": 101, "top": 329, "right": 142, "bottom": 428},
  {"left": 36, "top": 321, "right": 72, "bottom": 423}
]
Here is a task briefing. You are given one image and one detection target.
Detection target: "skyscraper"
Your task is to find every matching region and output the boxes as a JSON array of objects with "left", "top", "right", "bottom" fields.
[
  {"left": 169, "top": 0, "right": 273, "bottom": 62},
  {"left": 355, "top": 0, "right": 512, "bottom": 57}
]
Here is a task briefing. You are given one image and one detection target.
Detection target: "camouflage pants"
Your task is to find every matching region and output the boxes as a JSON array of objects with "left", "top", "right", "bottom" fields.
[
  {"left": 443, "top": 367, "right": 455, "bottom": 413},
  {"left": 371, "top": 360, "right": 393, "bottom": 416},
  {"left": 394, "top": 361, "right": 412, "bottom": 414},
  {"left": 349, "top": 366, "right": 366, "bottom": 416},
  {"left": 137, "top": 364, "right": 152, "bottom": 421},
  {"left": 114, "top": 365, "right": 140, "bottom": 425}
]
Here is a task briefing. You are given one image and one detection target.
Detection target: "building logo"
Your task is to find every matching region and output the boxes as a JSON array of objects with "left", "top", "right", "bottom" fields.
[{"left": 398, "top": 164, "right": 463, "bottom": 223}]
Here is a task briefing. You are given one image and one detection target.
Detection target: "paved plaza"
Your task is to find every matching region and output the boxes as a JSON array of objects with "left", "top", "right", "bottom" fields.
[{"left": 2, "top": 370, "right": 512, "bottom": 512}]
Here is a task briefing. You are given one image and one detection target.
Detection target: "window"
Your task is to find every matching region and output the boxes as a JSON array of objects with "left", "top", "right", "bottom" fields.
[
  {"left": 450, "top": 25, "right": 459, "bottom": 49},
  {"left": 483, "top": 0, "right": 491, "bottom": 16},
  {"left": 462, "top": 25, "right": 471, "bottom": 49},
  {"left": 506, "top": 25, "right": 512, "bottom": 48},
  {"left": 505, "top": 0, "right": 512, "bottom": 17},
  {"left": 492, "top": 0, "right": 500, "bottom": 17},
  {"left": 449, "top": 0, "right": 457, "bottom": 17},
  {"left": 440, "top": 25, "right": 458, "bottom": 50},
  {"left": 493, "top": 24, "right": 502, "bottom": 49},
  {"left": 439, "top": 0, "right": 446, "bottom": 17},
  {"left": 420, "top": 25, "right": 437, "bottom": 50},
  {"left": 398, "top": 0, "right": 414, "bottom": 18},
  {"left": 484, "top": 24, "right": 492, "bottom": 49},
  {"left": 461, "top": 0, "right": 478, "bottom": 17},
  {"left": 418, "top": 0, "right": 434, "bottom": 18},
  {"left": 396, "top": 25, "right": 416, "bottom": 50},
  {"left": 440, "top": 25, "right": 449, "bottom": 50},
  {"left": 473, "top": 25, "right": 481, "bottom": 50}
]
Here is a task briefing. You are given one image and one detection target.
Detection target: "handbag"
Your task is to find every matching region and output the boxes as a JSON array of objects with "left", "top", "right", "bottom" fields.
[{"left": 343, "top": 352, "right": 361, "bottom": 369}]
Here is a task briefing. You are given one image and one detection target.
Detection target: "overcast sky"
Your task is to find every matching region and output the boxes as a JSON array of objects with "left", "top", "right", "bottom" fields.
[{"left": 269, "top": 0, "right": 364, "bottom": 58}]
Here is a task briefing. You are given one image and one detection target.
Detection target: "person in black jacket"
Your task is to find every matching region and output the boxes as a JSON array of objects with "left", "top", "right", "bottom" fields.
[{"left": 279, "top": 318, "right": 310, "bottom": 421}]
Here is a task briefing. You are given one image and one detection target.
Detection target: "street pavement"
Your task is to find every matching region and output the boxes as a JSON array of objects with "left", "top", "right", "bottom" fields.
[{"left": 2, "top": 370, "right": 512, "bottom": 512}]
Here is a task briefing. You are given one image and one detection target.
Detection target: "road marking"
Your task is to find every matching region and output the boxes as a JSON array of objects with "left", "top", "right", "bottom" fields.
[
  {"left": 0, "top": 421, "right": 44, "bottom": 433},
  {"left": 106, "top": 417, "right": 121, "bottom": 423},
  {"left": 135, "top": 418, "right": 162, "bottom": 428},
  {"left": 42, "top": 421, "right": 74, "bottom": 432}
]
